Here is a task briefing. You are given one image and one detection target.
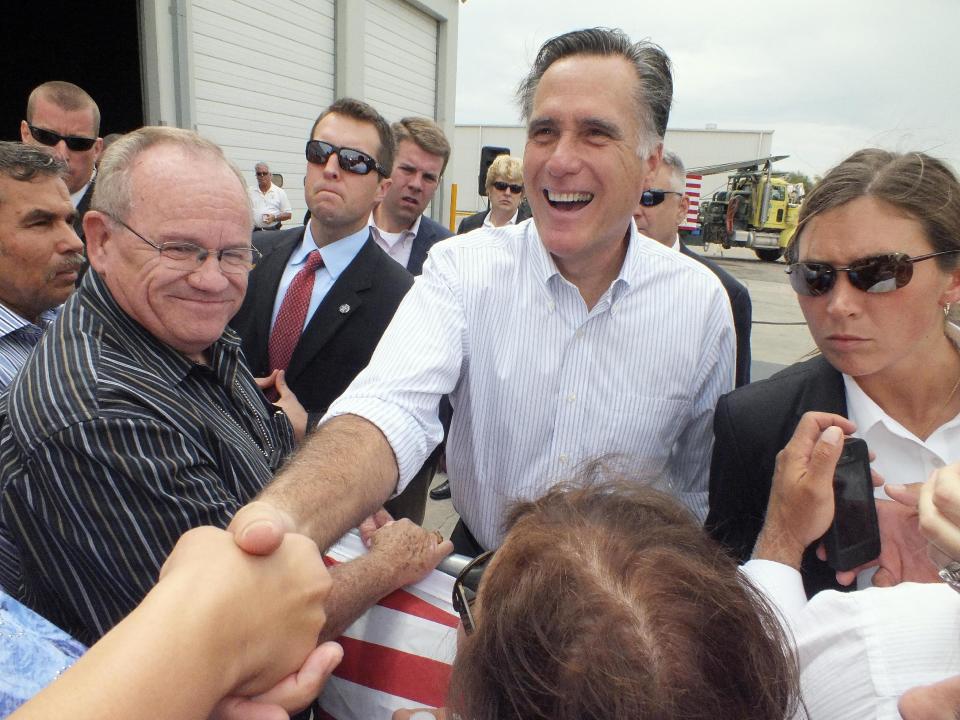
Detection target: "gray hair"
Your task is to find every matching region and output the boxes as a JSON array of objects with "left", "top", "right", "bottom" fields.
[
  {"left": 92, "top": 126, "right": 248, "bottom": 220},
  {"left": 516, "top": 28, "right": 672, "bottom": 158},
  {"left": 255, "top": 161, "right": 270, "bottom": 171},
  {"left": 0, "top": 142, "right": 67, "bottom": 192},
  {"left": 660, "top": 150, "right": 687, "bottom": 191}
]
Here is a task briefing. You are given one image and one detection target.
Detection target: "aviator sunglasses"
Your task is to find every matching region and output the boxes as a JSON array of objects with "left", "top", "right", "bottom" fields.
[
  {"left": 640, "top": 189, "right": 684, "bottom": 207},
  {"left": 492, "top": 181, "right": 523, "bottom": 194},
  {"left": 305, "top": 140, "right": 386, "bottom": 176},
  {"left": 27, "top": 124, "right": 97, "bottom": 152},
  {"left": 451, "top": 550, "right": 494, "bottom": 635},
  {"left": 786, "top": 250, "right": 960, "bottom": 296}
]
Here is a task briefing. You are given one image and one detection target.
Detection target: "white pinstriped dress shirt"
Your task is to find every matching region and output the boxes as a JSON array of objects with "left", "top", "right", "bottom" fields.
[{"left": 325, "top": 219, "right": 735, "bottom": 548}]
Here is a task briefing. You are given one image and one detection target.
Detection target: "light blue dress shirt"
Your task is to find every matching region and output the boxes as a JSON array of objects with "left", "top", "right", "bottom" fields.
[{"left": 269, "top": 224, "right": 369, "bottom": 332}]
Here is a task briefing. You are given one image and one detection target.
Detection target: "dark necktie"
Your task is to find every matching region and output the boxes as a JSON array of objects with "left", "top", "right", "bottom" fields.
[{"left": 268, "top": 250, "right": 324, "bottom": 373}]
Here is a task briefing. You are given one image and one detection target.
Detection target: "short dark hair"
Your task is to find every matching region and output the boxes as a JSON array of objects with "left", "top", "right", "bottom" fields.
[
  {"left": 309, "top": 98, "right": 395, "bottom": 176},
  {"left": 448, "top": 473, "right": 801, "bottom": 720},
  {"left": 788, "top": 149, "right": 960, "bottom": 271},
  {"left": 26, "top": 81, "right": 101, "bottom": 136},
  {"left": 0, "top": 141, "right": 67, "bottom": 199},
  {"left": 516, "top": 28, "right": 672, "bottom": 157},
  {"left": 392, "top": 117, "right": 450, "bottom": 173}
]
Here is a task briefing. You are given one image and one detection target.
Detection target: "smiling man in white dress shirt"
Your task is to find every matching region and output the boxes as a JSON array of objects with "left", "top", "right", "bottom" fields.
[{"left": 229, "top": 27, "right": 734, "bottom": 558}]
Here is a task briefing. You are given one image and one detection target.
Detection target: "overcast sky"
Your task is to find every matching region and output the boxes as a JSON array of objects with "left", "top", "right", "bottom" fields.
[{"left": 455, "top": 0, "right": 960, "bottom": 177}]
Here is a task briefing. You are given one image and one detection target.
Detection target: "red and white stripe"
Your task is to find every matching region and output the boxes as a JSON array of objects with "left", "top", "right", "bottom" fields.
[
  {"left": 319, "top": 534, "right": 459, "bottom": 719},
  {"left": 682, "top": 174, "right": 702, "bottom": 232}
]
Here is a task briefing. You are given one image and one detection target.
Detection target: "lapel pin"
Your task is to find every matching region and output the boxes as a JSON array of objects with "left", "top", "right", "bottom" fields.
[{"left": 339, "top": 304, "right": 351, "bottom": 314}]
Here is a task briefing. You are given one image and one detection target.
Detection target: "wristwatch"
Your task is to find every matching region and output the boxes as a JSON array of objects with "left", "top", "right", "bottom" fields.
[{"left": 939, "top": 561, "right": 960, "bottom": 593}]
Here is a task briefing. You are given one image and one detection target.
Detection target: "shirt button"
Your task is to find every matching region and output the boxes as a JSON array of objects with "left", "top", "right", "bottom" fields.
[
  {"left": 559, "top": 453, "right": 569, "bottom": 465},
  {"left": 547, "top": 301, "right": 556, "bottom": 312},
  {"left": 566, "top": 393, "right": 576, "bottom": 403},
  {"left": 575, "top": 328, "right": 584, "bottom": 339}
]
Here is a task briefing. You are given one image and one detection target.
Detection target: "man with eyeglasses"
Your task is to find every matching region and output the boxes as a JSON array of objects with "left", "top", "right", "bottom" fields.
[
  {"left": 370, "top": 117, "right": 453, "bottom": 275},
  {"left": 633, "top": 150, "right": 752, "bottom": 386},
  {"left": 249, "top": 161, "right": 292, "bottom": 230},
  {"left": 228, "top": 29, "right": 734, "bottom": 562},
  {"left": 0, "top": 127, "right": 449, "bottom": 704},
  {"left": 20, "top": 81, "right": 103, "bottom": 243},
  {"left": 231, "top": 98, "right": 432, "bottom": 520}
]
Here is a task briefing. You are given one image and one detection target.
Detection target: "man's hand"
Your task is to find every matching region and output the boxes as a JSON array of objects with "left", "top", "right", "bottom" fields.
[
  {"left": 212, "top": 642, "right": 344, "bottom": 720},
  {"left": 890, "top": 465, "right": 960, "bottom": 563},
  {"left": 256, "top": 370, "right": 308, "bottom": 443},
  {"left": 826, "top": 496, "right": 940, "bottom": 587},
  {"left": 753, "top": 412, "right": 855, "bottom": 569},
  {"left": 228, "top": 500, "right": 298, "bottom": 556},
  {"left": 359, "top": 507, "right": 395, "bottom": 547},
  {"left": 368, "top": 519, "right": 454, "bottom": 589}
]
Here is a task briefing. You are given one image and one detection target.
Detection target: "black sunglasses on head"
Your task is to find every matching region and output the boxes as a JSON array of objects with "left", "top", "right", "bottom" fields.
[
  {"left": 305, "top": 140, "right": 386, "bottom": 176},
  {"left": 640, "top": 189, "right": 684, "bottom": 207},
  {"left": 492, "top": 181, "right": 523, "bottom": 194},
  {"left": 786, "top": 250, "right": 960, "bottom": 296},
  {"left": 27, "top": 124, "right": 97, "bottom": 152},
  {"left": 451, "top": 550, "right": 494, "bottom": 635}
]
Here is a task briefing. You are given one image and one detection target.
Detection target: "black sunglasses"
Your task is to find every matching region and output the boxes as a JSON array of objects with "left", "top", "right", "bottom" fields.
[
  {"left": 255, "top": 171, "right": 270, "bottom": 177},
  {"left": 305, "top": 140, "right": 386, "bottom": 177},
  {"left": 640, "top": 189, "right": 684, "bottom": 207},
  {"left": 786, "top": 250, "right": 960, "bottom": 296},
  {"left": 492, "top": 181, "right": 523, "bottom": 194},
  {"left": 27, "top": 124, "right": 97, "bottom": 152},
  {"left": 451, "top": 550, "right": 494, "bottom": 635}
]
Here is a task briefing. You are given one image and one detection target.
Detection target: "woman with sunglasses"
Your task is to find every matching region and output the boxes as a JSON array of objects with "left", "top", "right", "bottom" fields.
[
  {"left": 707, "top": 149, "right": 960, "bottom": 596},
  {"left": 396, "top": 477, "right": 800, "bottom": 720},
  {"left": 456, "top": 155, "right": 530, "bottom": 234}
]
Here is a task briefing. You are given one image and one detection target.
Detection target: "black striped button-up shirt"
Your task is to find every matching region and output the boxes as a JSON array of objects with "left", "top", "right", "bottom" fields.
[{"left": 0, "top": 270, "right": 294, "bottom": 645}]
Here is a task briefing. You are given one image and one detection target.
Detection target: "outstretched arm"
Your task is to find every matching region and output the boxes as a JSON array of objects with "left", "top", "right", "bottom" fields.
[{"left": 11, "top": 527, "right": 340, "bottom": 720}]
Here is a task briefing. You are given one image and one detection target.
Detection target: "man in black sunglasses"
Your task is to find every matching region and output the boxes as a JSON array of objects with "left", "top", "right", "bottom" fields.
[
  {"left": 634, "top": 151, "right": 753, "bottom": 387},
  {"left": 19, "top": 81, "right": 102, "bottom": 243},
  {"left": 232, "top": 98, "right": 437, "bottom": 521}
]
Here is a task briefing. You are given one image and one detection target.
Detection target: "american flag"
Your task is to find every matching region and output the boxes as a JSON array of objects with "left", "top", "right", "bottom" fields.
[
  {"left": 319, "top": 534, "right": 459, "bottom": 719},
  {"left": 681, "top": 174, "right": 702, "bottom": 232}
]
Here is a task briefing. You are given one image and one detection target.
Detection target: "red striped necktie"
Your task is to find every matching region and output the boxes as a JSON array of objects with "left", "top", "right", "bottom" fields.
[{"left": 268, "top": 250, "right": 324, "bottom": 373}]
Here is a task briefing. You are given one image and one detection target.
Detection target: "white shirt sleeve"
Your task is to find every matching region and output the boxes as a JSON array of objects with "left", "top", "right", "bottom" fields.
[
  {"left": 323, "top": 248, "right": 466, "bottom": 490},
  {"left": 740, "top": 559, "right": 809, "bottom": 624},
  {"left": 277, "top": 187, "right": 293, "bottom": 215}
]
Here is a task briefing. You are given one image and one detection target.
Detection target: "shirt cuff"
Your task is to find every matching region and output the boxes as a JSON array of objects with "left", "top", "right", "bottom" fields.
[{"left": 739, "top": 559, "right": 808, "bottom": 625}]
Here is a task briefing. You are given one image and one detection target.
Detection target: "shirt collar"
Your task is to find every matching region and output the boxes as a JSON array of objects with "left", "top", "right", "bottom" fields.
[
  {"left": 80, "top": 269, "right": 241, "bottom": 385},
  {"left": 297, "top": 221, "right": 368, "bottom": 281},
  {"left": 482, "top": 209, "right": 519, "bottom": 228},
  {"left": 0, "top": 303, "right": 58, "bottom": 338},
  {"left": 70, "top": 170, "right": 95, "bottom": 208},
  {"left": 368, "top": 211, "right": 420, "bottom": 248},
  {"left": 529, "top": 219, "right": 635, "bottom": 304}
]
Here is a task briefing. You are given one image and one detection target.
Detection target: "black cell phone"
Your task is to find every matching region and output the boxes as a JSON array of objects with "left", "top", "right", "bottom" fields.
[{"left": 823, "top": 437, "right": 881, "bottom": 572}]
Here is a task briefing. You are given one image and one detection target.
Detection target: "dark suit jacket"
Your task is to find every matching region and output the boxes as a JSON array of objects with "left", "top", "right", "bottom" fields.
[
  {"left": 456, "top": 203, "right": 533, "bottom": 235},
  {"left": 680, "top": 242, "right": 752, "bottom": 387},
  {"left": 705, "top": 355, "right": 847, "bottom": 596},
  {"left": 73, "top": 178, "right": 95, "bottom": 242},
  {"left": 408, "top": 215, "right": 452, "bottom": 276},
  {"left": 230, "top": 227, "right": 414, "bottom": 421}
]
